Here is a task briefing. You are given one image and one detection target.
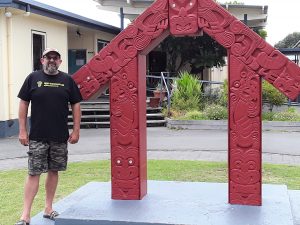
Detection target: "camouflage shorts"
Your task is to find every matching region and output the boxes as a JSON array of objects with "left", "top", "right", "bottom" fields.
[{"left": 27, "top": 140, "right": 68, "bottom": 175}]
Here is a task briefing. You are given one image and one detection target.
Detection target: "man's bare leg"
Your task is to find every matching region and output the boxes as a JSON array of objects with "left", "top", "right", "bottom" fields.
[
  {"left": 44, "top": 170, "right": 58, "bottom": 215},
  {"left": 20, "top": 175, "right": 40, "bottom": 222}
]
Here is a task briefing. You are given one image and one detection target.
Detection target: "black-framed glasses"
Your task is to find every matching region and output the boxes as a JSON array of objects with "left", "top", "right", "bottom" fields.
[{"left": 44, "top": 55, "right": 60, "bottom": 61}]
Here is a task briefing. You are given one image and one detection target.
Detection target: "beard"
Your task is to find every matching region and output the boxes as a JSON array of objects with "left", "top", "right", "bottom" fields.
[{"left": 43, "top": 63, "right": 59, "bottom": 75}]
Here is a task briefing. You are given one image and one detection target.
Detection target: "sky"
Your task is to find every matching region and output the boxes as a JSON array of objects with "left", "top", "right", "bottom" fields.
[
  {"left": 37, "top": 0, "right": 122, "bottom": 27},
  {"left": 37, "top": 0, "right": 300, "bottom": 46},
  {"left": 241, "top": 0, "right": 300, "bottom": 45}
]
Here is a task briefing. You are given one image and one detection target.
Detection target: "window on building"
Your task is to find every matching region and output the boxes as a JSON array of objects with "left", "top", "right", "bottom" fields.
[
  {"left": 32, "top": 30, "right": 46, "bottom": 71},
  {"left": 97, "top": 39, "right": 109, "bottom": 53}
]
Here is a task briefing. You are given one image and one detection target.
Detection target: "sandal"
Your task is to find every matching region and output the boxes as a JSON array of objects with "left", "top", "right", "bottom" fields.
[
  {"left": 43, "top": 210, "right": 59, "bottom": 221},
  {"left": 14, "top": 220, "right": 29, "bottom": 225}
]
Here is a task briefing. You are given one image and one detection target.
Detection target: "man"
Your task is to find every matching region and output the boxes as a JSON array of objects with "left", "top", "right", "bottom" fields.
[{"left": 15, "top": 48, "right": 82, "bottom": 225}]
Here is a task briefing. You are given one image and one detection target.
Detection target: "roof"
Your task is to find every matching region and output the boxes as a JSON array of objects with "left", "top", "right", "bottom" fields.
[
  {"left": 95, "top": 0, "right": 268, "bottom": 10},
  {"left": 221, "top": 4, "right": 268, "bottom": 12},
  {"left": 278, "top": 48, "right": 300, "bottom": 55},
  {"left": 0, "top": 0, "right": 120, "bottom": 34},
  {"left": 95, "top": 0, "right": 268, "bottom": 28}
]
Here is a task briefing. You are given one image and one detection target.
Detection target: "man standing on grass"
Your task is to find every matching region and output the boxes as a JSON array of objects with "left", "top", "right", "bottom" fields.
[{"left": 15, "top": 48, "right": 82, "bottom": 225}]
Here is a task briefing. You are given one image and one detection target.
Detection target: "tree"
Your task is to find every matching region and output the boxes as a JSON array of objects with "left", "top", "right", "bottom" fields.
[
  {"left": 161, "top": 33, "right": 226, "bottom": 76},
  {"left": 274, "top": 32, "right": 300, "bottom": 48},
  {"left": 256, "top": 29, "right": 267, "bottom": 40}
]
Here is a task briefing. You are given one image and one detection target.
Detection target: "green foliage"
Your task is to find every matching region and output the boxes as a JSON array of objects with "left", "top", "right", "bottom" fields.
[
  {"left": 286, "top": 107, "right": 297, "bottom": 113},
  {"left": 256, "top": 29, "right": 267, "bottom": 40},
  {"left": 219, "top": 79, "right": 228, "bottom": 106},
  {"left": 272, "top": 108, "right": 300, "bottom": 121},
  {"left": 171, "top": 71, "right": 202, "bottom": 111},
  {"left": 262, "top": 80, "right": 286, "bottom": 112},
  {"left": 262, "top": 107, "right": 300, "bottom": 121},
  {"left": 167, "top": 108, "right": 184, "bottom": 119},
  {"left": 273, "top": 111, "right": 300, "bottom": 121},
  {"left": 201, "top": 86, "right": 221, "bottom": 109},
  {"left": 274, "top": 32, "right": 300, "bottom": 48},
  {"left": 178, "top": 110, "right": 207, "bottom": 120},
  {"left": 161, "top": 33, "right": 226, "bottom": 73},
  {"left": 262, "top": 111, "right": 275, "bottom": 121},
  {"left": 203, "top": 104, "right": 228, "bottom": 120}
]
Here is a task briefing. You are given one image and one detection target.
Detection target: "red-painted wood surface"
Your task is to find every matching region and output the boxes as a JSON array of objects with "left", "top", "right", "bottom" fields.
[
  {"left": 228, "top": 54, "right": 262, "bottom": 205},
  {"left": 73, "top": 0, "right": 300, "bottom": 205},
  {"left": 74, "top": 0, "right": 168, "bottom": 200},
  {"left": 169, "top": 0, "right": 198, "bottom": 36}
]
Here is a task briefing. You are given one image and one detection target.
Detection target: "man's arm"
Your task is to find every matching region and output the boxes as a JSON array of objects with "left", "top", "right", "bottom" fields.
[
  {"left": 19, "top": 100, "right": 29, "bottom": 146},
  {"left": 68, "top": 102, "right": 81, "bottom": 144}
]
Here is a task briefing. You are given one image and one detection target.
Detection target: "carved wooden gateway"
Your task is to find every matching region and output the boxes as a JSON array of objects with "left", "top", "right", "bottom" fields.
[{"left": 73, "top": 0, "right": 300, "bottom": 205}]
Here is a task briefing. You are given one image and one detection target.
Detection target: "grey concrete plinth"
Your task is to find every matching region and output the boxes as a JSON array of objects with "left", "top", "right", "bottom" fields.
[
  {"left": 31, "top": 181, "right": 294, "bottom": 225},
  {"left": 289, "top": 190, "right": 300, "bottom": 225}
]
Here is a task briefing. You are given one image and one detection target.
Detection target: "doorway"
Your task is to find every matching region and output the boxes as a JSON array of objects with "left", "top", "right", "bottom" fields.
[
  {"left": 68, "top": 49, "right": 86, "bottom": 75},
  {"left": 32, "top": 30, "right": 46, "bottom": 71}
]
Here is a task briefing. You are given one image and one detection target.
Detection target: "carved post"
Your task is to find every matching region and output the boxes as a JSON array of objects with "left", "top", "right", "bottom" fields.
[
  {"left": 228, "top": 54, "right": 262, "bottom": 205},
  {"left": 110, "top": 57, "right": 147, "bottom": 199}
]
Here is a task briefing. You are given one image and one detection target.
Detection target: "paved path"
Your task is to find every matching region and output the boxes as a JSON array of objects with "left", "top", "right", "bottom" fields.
[{"left": 0, "top": 127, "right": 300, "bottom": 170}]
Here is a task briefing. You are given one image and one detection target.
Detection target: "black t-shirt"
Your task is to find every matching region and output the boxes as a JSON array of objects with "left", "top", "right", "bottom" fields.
[{"left": 18, "top": 70, "right": 82, "bottom": 142}]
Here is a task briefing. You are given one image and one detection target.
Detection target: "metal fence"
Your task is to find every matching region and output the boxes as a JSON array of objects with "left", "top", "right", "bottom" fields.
[{"left": 146, "top": 72, "right": 224, "bottom": 114}]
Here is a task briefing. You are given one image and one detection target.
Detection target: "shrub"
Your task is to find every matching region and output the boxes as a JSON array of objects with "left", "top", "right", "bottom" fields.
[
  {"left": 203, "top": 104, "right": 228, "bottom": 120},
  {"left": 286, "top": 107, "right": 296, "bottom": 113},
  {"left": 201, "top": 86, "right": 222, "bottom": 109},
  {"left": 272, "top": 112, "right": 300, "bottom": 121},
  {"left": 166, "top": 108, "right": 185, "bottom": 119},
  {"left": 262, "top": 111, "right": 275, "bottom": 121},
  {"left": 219, "top": 79, "right": 228, "bottom": 107},
  {"left": 263, "top": 107, "right": 300, "bottom": 121},
  {"left": 272, "top": 108, "right": 300, "bottom": 121},
  {"left": 262, "top": 80, "right": 287, "bottom": 112},
  {"left": 171, "top": 71, "right": 201, "bottom": 111},
  {"left": 180, "top": 110, "right": 207, "bottom": 120}
]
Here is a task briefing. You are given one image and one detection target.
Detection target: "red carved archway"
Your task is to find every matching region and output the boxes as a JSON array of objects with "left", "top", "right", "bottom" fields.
[{"left": 73, "top": 0, "right": 300, "bottom": 206}]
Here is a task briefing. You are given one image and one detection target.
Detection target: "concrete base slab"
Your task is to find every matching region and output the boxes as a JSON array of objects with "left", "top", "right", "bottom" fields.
[
  {"left": 289, "top": 190, "right": 300, "bottom": 225},
  {"left": 31, "top": 181, "right": 295, "bottom": 225}
]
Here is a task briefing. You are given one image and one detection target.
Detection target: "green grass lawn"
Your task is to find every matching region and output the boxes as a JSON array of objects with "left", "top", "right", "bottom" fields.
[{"left": 1, "top": 160, "right": 300, "bottom": 225}]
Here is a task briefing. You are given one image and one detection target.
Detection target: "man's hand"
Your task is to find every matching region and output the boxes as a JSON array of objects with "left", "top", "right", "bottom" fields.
[
  {"left": 18, "top": 99, "right": 29, "bottom": 146},
  {"left": 68, "top": 130, "right": 79, "bottom": 144},
  {"left": 19, "top": 130, "right": 29, "bottom": 146},
  {"left": 69, "top": 102, "right": 81, "bottom": 144}
]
